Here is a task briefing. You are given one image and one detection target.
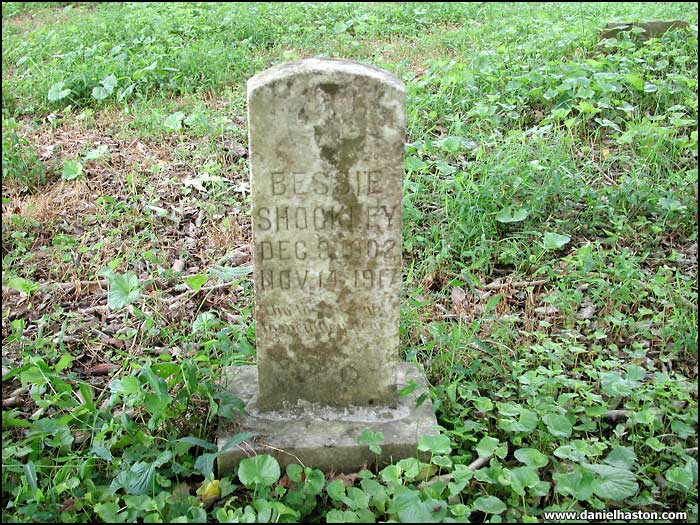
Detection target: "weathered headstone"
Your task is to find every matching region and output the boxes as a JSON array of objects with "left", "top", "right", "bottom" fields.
[
  {"left": 251, "top": 59, "right": 404, "bottom": 410},
  {"left": 218, "top": 59, "right": 438, "bottom": 473}
]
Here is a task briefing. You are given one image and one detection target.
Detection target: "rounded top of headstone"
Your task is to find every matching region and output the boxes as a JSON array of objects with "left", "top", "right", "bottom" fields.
[{"left": 247, "top": 58, "right": 405, "bottom": 94}]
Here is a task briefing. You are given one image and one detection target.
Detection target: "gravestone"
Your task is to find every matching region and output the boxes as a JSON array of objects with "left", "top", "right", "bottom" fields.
[{"left": 218, "top": 58, "right": 438, "bottom": 473}]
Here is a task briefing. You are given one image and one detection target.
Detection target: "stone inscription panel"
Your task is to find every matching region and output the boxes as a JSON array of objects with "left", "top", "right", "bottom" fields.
[{"left": 248, "top": 59, "right": 406, "bottom": 409}]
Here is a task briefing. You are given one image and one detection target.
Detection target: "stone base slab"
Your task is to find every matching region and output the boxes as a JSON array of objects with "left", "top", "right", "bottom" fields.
[{"left": 217, "top": 362, "right": 439, "bottom": 474}]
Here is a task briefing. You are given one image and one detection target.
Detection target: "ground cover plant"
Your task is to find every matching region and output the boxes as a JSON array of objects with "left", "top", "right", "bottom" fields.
[{"left": 2, "top": 1, "right": 698, "bottom": 523}]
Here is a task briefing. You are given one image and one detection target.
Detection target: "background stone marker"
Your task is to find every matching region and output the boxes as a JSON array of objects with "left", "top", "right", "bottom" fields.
[
  {"left": 600, "top": 20, "right": 689, "bottom": 41},
  {"left": 218, "top": 59, "right": 438, "bottom": 473}
]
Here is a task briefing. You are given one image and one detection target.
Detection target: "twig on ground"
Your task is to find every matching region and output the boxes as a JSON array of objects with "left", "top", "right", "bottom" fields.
[
  {"left": 3, "top": 279, "right": 109, "bottom": 297},
  {"left": 259, "top": 444, "right": 307, "bottom": 469},
  {"left": 481, "top": 279, "right": 548, "bottom": 291},
  {"left": 604, "top": 410, "right": 631, "bottom": 422},
  {"left": 419, "top": 454, "right": 493, "bottom": 489},
  {"left": 467, "top": 454, "right": 492, "bottom": 471}
]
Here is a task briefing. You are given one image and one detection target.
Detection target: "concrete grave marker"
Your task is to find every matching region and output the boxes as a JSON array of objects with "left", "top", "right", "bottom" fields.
[
  {"left": 251, "top": 58, "right": 404, "bottom": 410},
  {"left": 218, "top": 58, "right": 438, "bottom": 473}
]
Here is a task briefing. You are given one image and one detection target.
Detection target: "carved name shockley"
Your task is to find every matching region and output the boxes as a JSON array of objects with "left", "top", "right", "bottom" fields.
[
  {"left": 256, "top": 171, "right": 397, "bottom": 232},
  {"left": 254, "top": 169, "right": 400, "bottom": 291}
]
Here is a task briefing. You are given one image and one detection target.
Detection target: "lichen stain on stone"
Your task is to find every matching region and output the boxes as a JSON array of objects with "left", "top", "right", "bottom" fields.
[
  {"left": 319, "top": 82, "right": 340, "bottom": 95},
  {"left": 319, "top": 137, "right": 363, "bottom": 174},
  {"left": 312, "top": 89, "right": 367, "bottom": 181},
  {"left": 261, "top": 333, "right": 367, "bottom": 408}
]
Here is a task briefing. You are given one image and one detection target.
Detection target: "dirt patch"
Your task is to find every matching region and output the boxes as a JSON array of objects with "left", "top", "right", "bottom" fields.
[
  {"left": 2, "top": 4, "right": 85, "bottom": 33},
  {"left": 25, "top": 114, "right": 173, "bottom": 174},
  {"left": 3, "top": 101, "right": 253, "bottom": 306},
  {"left": 207, "top": 214, "right": 249, "bottom": 252},
  {"left": 8, "top": 179, "right": 97, "bottom": 224},
  {"left": 376, "top": 24, "right": 464, "bottom": 69},
  {"left": 2, "top": 97, "right": 251, "bottom": 379}
]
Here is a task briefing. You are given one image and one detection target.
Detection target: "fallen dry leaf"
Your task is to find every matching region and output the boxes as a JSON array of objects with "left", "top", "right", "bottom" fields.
[
  {"left": 577, "top": 304, "right": 596, "bottom": 320},
  {"left": 451, "top": 286, "right": 468, "bottom": 316},
  {"left": 2, "top": 396, "right": 22, "bottom": 409},
  {"left": 60, "top": 498, "right": 76, "bottom": 513},
  {"left": 196, "top": 479, "right": 221, "bottom": 507},
  {"left": 85, "top": 363, "right": 119, "bottom": 376},
  {"left": 278, "top": 474, "right": 294, "bottom": 489},
  {"left": 102, "top": 337, "right": 125, "bottom": 349},
  {"left": 172, "top": 258, "right": 185, "bottom": 272},
  {"left": 223, "top": 140, "right": 247, "bottom": 158},
  {"left": 534, "top": 305, "right": 559, "bottom": 315},
  {"left": 328, "top": 472, "right": 359, "bottom": 488}
]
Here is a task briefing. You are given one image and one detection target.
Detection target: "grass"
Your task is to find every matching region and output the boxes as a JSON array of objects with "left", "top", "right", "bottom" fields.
[{"left": 2, "top": 2, "right": 698, "bottom": 523}]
